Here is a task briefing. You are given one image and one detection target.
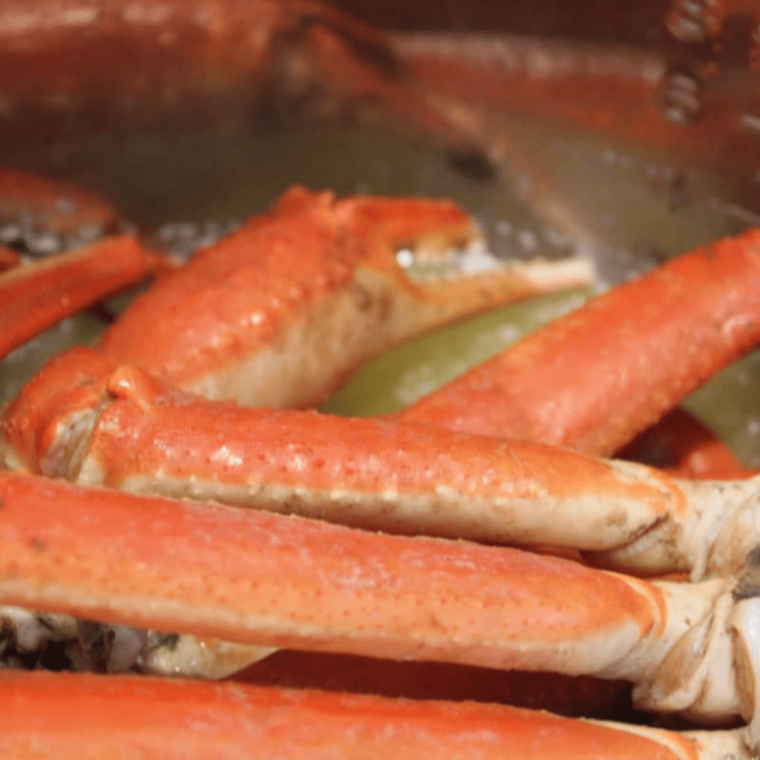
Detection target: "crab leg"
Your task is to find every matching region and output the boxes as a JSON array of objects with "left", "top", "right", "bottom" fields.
[
  {"left": 0, "top": 671, "right": 744, "bottom": 760},
  {"left": 97, "top": 186, "right": 592, "bottom": 407},
  {"left": 620, "top": 407, "right": 756, "bottom": 480},
  {"left": 0, "top": 236, "right": 164, "bottom": 359},
  {"left": 397, "top": 227, "right": 760, "bottom": 461},
  {"left": 5, "top": 346, "right": 760, "bottom": 580},
  {"left": 2, "top": 470, "right": 759, "bottom": 726},
  {"left": 0, "top": 167, "right": 167, "bottom": 357}
]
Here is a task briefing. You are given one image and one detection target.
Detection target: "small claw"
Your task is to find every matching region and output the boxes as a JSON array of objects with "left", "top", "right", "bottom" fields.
[{"left": 99, "top": 186, "right": 592, "bottom": 408}]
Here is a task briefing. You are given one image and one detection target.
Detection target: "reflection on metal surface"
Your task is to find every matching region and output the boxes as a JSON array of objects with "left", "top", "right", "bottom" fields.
[
  {"left": 666, "top": 0, "right": 721, "bottom": 44},
  {"left": 657, "top": 67, "right": 702, "bottom": 125}
]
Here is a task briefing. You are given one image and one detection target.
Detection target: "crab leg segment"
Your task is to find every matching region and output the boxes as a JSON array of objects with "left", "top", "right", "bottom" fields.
[
  {"left": 620, "top": 408, "right": 755, "bottom": 480},
  {"left": 0, "top": 470, "right": 663, "bottom": 676},
  {"left": 0, "top": 348, "right": 700, "bottom": 566},
  {"left": 6, "top": 347, "right": 760, "bottom": 579},
  {"left": 1, "top": 672, "right": 729, "bottom": 760},
  {"left": 397, "top": 228, "right": 760, "bottom": 458},
  {"left": 0, "top": 236, "right": 159, "bottom": 359},
  {"left": 97, "top": 186, "right": 591, "bottom": 408}
]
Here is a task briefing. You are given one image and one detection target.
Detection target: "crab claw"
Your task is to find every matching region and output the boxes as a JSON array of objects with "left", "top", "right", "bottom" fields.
[{"left": 99, "top": 186, "right": 592, "bottom": 408}]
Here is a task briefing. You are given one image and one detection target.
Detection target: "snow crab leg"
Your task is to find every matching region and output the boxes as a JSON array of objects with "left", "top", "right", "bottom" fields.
[
  {"left": 0, "top": 168, "right": 181, "bottom": 359},
  {"left": 2, "top": 345, "right": 759, "bottom": 580},
  {"left": 0, "top": 671, "right": 745, "bottom": 760}
]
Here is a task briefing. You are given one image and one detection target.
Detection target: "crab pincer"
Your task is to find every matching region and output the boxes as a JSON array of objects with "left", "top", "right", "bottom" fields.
[{"left": 98, "top": 186, "right": 592, "bottom": 408}]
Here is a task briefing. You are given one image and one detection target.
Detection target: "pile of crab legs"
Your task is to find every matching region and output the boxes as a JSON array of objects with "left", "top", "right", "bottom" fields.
[
  {"left": 6, "top": 177, "right": 760, "bottom": 758},
  {"left": 2, "top": 1, "right": 760, "bottom": 759}
]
